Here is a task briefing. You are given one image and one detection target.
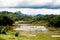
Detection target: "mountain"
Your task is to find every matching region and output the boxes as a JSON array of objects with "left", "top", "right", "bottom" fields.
[{"left": 35, "top": 14, "right": 43, "bottom": 16}]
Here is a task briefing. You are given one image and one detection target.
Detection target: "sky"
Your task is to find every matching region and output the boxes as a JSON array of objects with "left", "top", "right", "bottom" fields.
[{"left": 0, "top": 0, "right": 60, "bottom": 15}]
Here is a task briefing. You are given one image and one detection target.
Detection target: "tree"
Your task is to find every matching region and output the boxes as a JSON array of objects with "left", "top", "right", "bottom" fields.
[
  {"left": 48, "top": 16, "right": 60, "bottom": 28},
  {"left": 0, "top": 16, "right": 14, "bottom": 26}
]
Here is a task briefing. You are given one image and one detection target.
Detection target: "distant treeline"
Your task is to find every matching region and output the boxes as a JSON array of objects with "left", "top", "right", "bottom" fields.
[
  {"left": 0, "top": 11, "right": 60, "bottom": 28},
  {"left": 0, "top": 11, "right": 32, "bottom": 26},
  {"left": 32, "top": 14, "right": 60, "bottom": 28},
  {"left": 0, "top": 11, "right": 60, "bottom": 34}
]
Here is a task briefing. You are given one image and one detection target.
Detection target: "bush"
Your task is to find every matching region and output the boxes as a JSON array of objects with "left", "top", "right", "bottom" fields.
[
  {"left": 48, "top": 16, "right": 60, "bottom": 28},
  {"left": 0, "top": 16, "right": 14, "bottom": 26},
  {"left": 0, "top": 26, "right": 7, "bottom": 34},
  {"left": 2, "top": 29, "right": 6, "bottom": 34},
  {"left": 15, "top": 32, "right": 19, "bottom": 37}
]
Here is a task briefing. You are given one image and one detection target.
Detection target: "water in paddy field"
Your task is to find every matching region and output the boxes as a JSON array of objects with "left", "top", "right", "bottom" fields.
[
  {"left": 14, "top": 24, "right": 48, "bottom": 36},
  {"left": 14, "top": 24, "right": 48, "bottom": 32}
]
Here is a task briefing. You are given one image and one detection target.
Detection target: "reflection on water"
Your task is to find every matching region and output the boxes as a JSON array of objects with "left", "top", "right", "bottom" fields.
[
  {"left": 14, "top": 24, "right": 48, "bottom": 36},
  {"left": 14, "top": 24, "right": 48, "bottom": 32}
]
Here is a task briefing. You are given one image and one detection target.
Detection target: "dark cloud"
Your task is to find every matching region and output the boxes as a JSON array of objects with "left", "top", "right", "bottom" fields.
[{"left": 7, "top": 5, "right": 60, "bottom": 9}]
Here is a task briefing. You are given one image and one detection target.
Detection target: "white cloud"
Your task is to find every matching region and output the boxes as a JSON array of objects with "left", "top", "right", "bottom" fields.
[
  {"left": 0, "top": 0, "right": 60, "bottom": 15},
  {"left": 0, "top": 8, "right": 60, "bottom": 15},
  {"left": 0, "top": 0, "right": 60, "bottom": 8},
  {"left": 24, "top": 0, "right": 52, "bottom": 6},
  {"left": 20, "top": 8, "right": 60, "bottom": 15},
  {"left": 0, "top": 0, "right": 23, "bottom": 7},
  {"left": 54, "top": 0, "right": 60, "bottom": 5}
]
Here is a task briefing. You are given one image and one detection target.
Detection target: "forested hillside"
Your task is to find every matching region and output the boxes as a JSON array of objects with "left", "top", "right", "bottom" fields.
[
  {"left": 0, "top": 11, "right": 60, "bottom": 40},
  {"left": 0, "top": 11, "right": 60, "bottom": 28}
]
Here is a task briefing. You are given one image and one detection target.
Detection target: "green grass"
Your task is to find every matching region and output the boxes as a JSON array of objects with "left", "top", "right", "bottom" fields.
[
  {"left": 0, "top": 21, "right": 60, "bottom": 40},
  {"left": 0, "top": 30, "right": 60, "bottom": 40}
]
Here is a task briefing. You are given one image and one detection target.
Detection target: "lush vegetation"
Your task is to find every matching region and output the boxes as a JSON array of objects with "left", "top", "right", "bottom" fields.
[
  {"left": 0, "top": 30, "right": 60, "bottom": 40},
  {"left": 48, "top": 15, "right": 60, "bottom": 27},
  {"left": 0, "top": 11, "right": 60, "bottom": 31},
  {"left": 0, "top": 11, "right": 21, "bottom": 21},
  {"left": 0, "top": 11, "right": 60, "bottom": 27},
  {"left": 0, "top": 11, "right": 60, "bottom": 40}
]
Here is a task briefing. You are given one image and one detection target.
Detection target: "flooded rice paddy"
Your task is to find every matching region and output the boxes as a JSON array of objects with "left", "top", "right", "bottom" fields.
[{"left": 14, "top": 24, "right": 48, "bottom": 36}]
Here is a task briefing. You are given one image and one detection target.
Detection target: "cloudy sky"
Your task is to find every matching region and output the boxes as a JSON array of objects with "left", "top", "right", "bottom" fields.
[{"left": 0, "top": 0, "right": 60, "bottom": 15}]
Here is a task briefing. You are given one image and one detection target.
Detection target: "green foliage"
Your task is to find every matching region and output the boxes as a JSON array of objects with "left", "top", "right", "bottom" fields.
[
  {"left": 0, "top": 11, "right": 21, "bottom": 21},
  {"left": 0, "top": 16, "right": 14, "bottom": 26},
  {"left": 0, "top": 37, "right": 5, "bottom": 40},
  {"left": 0, "top": 11, "right": 60, "bottom": 28},
  {"left": 48, "top": 15, "right": 60, "bottom": 27},
  {"left": 0, "top": 30, "right": 60, "bottom": 40},
  {"left": 15, "top": 32, "right": 19, "bottom": 37},
  {"left": 2, "top": 29, "right": 6, "bottom": 34},
  {"left": 0, "top": 26, "right": 6, "bottom": 34}
]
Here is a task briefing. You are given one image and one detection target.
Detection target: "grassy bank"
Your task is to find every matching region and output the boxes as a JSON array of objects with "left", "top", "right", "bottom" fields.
[
  {"left": 0, "top": 30, "right": 60, "bottom": 40},
  {"left": 0, "top": 29, "right": 60, "bottom": 40},
  {"left": 0, "top": 21, "right": 60, "bottom": 40}
]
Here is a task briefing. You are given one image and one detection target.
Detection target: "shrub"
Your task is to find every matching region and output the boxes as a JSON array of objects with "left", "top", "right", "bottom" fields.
[
  {"left": 0, "top": 26, "right": 6, "bottom": 34},
  {"left": 48, "top": 16, "right": 60, "bottom": 28},
  {"left": 15, "top": 32, "right": 19, "bottom": 37},
  {"left": 2, "top": 29, "right": 6, "bottom": 34}
]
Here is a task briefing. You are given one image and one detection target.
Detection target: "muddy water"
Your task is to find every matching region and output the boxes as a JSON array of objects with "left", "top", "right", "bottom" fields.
[
  {"left": 14, "top": 24, "right": 48, "bottom": 32},
  {"left": 14, "top": 24, "right": 48, "bottom": 36}
]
